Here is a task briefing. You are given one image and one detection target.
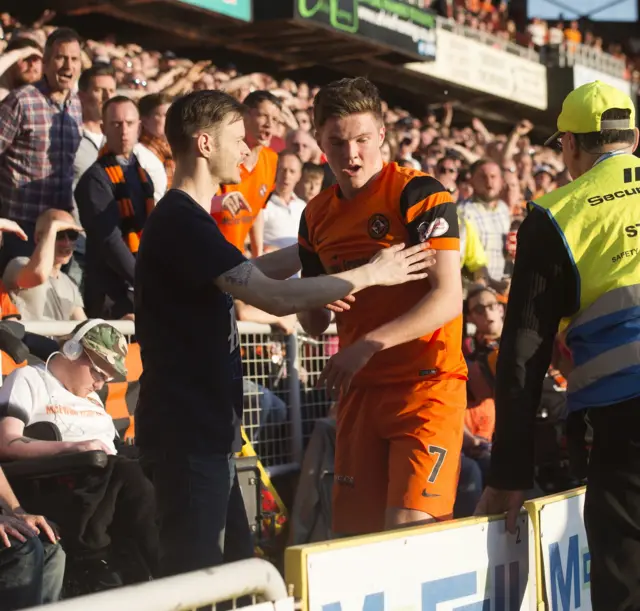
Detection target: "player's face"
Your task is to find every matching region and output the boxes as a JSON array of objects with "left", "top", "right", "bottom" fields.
[
  {"left": 211, "top": 115, "right": 250, "bottom": 184},
  {"left": 318, "top": 112, "right": 385, "bottom": 197}
]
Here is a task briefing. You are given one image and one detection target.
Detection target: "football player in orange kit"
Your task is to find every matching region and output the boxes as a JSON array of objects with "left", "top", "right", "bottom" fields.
[
  {"left": 297, "top": 78, "right": 467, "bottom": 535},
  {"left": 212, "top": 91, "right": 280, "bottom": 257}
]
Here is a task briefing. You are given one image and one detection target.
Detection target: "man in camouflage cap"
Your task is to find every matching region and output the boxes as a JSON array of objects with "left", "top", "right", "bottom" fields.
[{"left": 77, "top": 320, "right": 128, "bottom": 382}]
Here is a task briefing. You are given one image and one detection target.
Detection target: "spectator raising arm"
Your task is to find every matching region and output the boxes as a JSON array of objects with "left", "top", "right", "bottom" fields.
[{"left": 9, "top": 216, "right": 83, "bottom": 289}]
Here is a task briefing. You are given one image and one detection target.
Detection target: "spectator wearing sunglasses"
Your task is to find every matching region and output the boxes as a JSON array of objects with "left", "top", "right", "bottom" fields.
[{"left": 3, "top": 209, "right": 86, "bottom": 322}]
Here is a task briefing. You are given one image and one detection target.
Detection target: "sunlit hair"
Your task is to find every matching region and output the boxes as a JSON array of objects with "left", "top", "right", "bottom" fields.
[{"left": 313, "top": 77, "right": 383, "bottom": 130}]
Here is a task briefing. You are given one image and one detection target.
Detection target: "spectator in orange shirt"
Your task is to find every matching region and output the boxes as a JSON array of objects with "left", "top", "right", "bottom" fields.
[
  {"left": 564, "top": 20, "right": 582, "bottom": 51},
  {"left": 212, "top": 90, "right": 281, "bottom": 257},
  {"left": 0, "top": 219, "right": 28, "bottom": 376}
]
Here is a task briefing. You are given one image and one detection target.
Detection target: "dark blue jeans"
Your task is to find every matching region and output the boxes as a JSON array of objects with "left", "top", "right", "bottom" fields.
[
  {"left": 141, "top": 452, "right": 254, "bottom": 578},
  {"left": 0, "top": 535, "right": 65, "bottom": 611}
]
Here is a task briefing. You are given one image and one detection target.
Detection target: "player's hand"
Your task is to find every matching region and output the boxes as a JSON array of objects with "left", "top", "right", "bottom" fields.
[
  {"left": 367, "top": 243, "right": 435, "bottom": 287},
  {"left": 221, "top": 193, "right": 251, "bottom": 217},
  {"left": 474, "top": 486, "right": 525, "bottom": 535},
  {"left": 0, "top": 220, "right": 28, "bottom": 241},
  {"left": 12, "top": 511, "right": 58, "bottom": 544},
  {"left": 317, "top": 338, "right": 380, "bottom": 400},
  {"left": 325, "top": 294, "right": 355, "bottom": 313}
]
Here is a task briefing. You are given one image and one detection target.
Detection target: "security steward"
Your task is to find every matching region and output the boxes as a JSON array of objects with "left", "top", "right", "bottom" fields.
[{"left": 475, "top": 81, "right": 640, "bottom": 610}]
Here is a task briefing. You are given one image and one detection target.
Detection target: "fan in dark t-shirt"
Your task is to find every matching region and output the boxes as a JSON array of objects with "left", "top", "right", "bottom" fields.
[{"left": 135, "top": 189, "right": 246, "bottom": 454}]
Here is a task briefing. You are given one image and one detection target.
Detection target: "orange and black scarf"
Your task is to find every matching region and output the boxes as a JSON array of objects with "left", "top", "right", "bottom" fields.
[{"left": 98, "top": 146, "right": 154, "bottom": 254}]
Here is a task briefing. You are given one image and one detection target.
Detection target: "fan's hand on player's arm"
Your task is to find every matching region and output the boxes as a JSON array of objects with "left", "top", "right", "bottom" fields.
[
  {"left": 325, "top": 294, "right": 355, "bottom": 313},
  {"left": 367, "top": 242, "right": 436, "bottom": 287},
  {"left": 211, "top": 193, "right": 251, "bottom": 217},
  {"left": 317, "top": 338, "right": 381, "bottom": 400},
  {"left": 474, "top": 486, "right": 525, "bottom": 535}
]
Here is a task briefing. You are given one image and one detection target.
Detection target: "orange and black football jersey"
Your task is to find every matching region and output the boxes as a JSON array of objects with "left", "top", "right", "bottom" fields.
[
  {"left": 212, "top": 146, "right": 278, "bottom": 251},
  {"left": 298, "top": 162, "right": 467, "bottom": 386}
]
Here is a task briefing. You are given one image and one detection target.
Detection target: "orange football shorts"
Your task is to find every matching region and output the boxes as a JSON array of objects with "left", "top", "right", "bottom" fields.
[{"left": 332, "top": 378, "right": 466, "bottom": 535}]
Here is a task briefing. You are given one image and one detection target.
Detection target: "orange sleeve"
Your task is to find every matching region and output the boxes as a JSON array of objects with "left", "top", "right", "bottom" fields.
[
  {"left": 263, "top": 148, "right": 278, "bottom": 208},
  {"left": 400, "top": 175, "right": 460, "bottom": 251},
  {"left": 0, "top": 289, "right": 19, "bottom": 319}
]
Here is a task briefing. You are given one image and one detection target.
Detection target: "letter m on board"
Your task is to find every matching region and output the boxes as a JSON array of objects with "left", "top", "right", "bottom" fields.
[{"left": 549, "top": 534, "right": 581, "bottom": 611}]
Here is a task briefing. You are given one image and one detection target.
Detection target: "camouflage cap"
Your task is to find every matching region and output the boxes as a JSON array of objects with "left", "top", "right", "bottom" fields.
[{"left": 80, "top": 323, "right": 128, "bottom": 380}]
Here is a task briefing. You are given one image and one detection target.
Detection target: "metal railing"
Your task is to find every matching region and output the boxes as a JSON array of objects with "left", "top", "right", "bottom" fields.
[
  {"left": 556, "top": 41, "right": 629, "bottom": 79},
  {"left": 436, "top": 17, "right": 630, "bottom": 82},
  {"left": 20, "top": 320, "right": 337, "bottom": 476},
  {"left": 437, "top": 16, "right": 540, "bottom": 61},
  {"left": 27, "top": 558, "right": 291, "bottom": 611}
]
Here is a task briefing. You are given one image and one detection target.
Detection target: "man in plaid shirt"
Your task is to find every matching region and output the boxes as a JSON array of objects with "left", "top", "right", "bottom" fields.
[{"left": 0, "top": 28, "right": 82, "bottom": 272}]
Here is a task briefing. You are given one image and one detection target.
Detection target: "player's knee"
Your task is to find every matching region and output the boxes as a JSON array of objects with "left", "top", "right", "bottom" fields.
[{"left": 384, "top": 507, "right": 436, "bottom": 530}]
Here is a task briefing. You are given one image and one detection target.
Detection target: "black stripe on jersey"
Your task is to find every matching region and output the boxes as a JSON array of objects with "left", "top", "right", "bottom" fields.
[
  {"left": 299, "top": 209, "right": 312, "bottom": 247},
  {"left": 399, "top": 175, "right": 448, "bottom": 219},
  {"left": 298, "top": 210, "right": 326, "bottom": 278}
]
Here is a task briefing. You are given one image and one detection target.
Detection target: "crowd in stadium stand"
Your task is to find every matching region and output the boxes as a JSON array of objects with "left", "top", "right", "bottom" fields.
[{"left": 0, "top": 5, "right": 628, "bottom": 606}]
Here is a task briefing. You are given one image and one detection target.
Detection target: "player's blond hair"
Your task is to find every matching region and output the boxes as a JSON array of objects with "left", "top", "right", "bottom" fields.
[{"left": 313, "top": 77, "right": 383, "bottom": 130}]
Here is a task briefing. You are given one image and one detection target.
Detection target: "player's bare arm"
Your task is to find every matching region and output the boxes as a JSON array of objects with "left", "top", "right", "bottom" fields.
[
  {"left": 297, "top": 306, "right": 332, "bottom": 337},
  {"left": 318, "top": 249, "right": 462, "bottom": 397},
  {"left": 252, "top": 244, "right": 301, "bottom": 280},
  {"left": 215, "top": 242, "right": 436, "bottom": 317}
]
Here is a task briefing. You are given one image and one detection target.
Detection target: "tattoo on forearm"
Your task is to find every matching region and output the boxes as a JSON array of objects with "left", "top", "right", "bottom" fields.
[
  {"left": 222, "top": 261, "right": 254, "bottom": 287},
  {"left": 7, "top": 437, "right": 34, "bottom": 445}
]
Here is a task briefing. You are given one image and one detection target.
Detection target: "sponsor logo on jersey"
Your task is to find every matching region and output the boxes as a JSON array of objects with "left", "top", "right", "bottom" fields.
[{"left": 419, "top": 218, "right": 449, "bottom": 242}]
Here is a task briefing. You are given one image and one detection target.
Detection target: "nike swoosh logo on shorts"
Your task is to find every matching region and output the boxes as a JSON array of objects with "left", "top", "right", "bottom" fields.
[{"left": 422, "top": 489, "right": 440, "bottom": 498}]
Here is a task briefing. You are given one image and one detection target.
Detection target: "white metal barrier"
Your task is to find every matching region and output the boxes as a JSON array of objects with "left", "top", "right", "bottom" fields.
[
  {"left": 26, "top": 558, "right": 292, "bottom": 611},
  {"left": 286, "top": 488, "right": 590, "bottom": 611}
]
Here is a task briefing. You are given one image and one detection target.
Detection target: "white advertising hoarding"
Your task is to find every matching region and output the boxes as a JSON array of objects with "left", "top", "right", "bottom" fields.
[
  {"left": 303, "top": 515, "right": 534, "bottom": 611},
  {"left": 540, "top": 491, "right": 591, "bottom": 611},
  {"left": 405, "top": 29, "right": 548, "bottom": 110},
  {"left": 573, "top": 65, "right": 632, "bottom": 96}
]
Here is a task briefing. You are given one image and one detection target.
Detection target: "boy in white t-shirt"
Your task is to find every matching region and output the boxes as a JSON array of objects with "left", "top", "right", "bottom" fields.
[
  {"left": 0, "top": 320, "right": 126, "bottom": 457},
  {"left": 0, "top": 320, "right": 159, "bottom": 586}
]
